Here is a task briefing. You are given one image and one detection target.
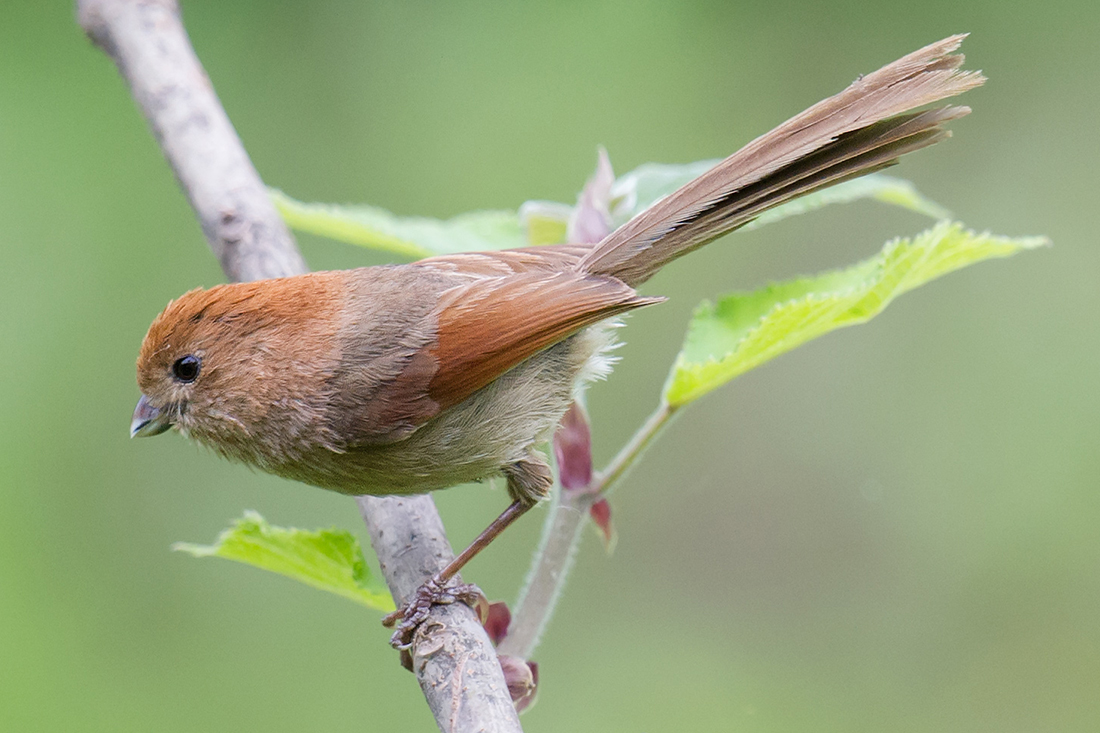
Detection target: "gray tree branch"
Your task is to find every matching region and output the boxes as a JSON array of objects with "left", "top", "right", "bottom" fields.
[{"left": 76, "top": 1, "right": 522, "bottom": 729}]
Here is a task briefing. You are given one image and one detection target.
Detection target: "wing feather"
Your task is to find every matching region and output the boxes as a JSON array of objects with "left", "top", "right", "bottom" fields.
[{"left": 425, "top": 271, "right": 659, "bottom": 410}]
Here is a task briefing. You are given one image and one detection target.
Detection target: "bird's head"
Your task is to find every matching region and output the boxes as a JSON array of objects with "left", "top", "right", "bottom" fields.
[{"left": 131, "top": 274, "right": 342, "bottom": 454}]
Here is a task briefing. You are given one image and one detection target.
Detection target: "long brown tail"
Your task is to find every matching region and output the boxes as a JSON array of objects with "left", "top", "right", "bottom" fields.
[{"left": 577, "top": 35, "right": 985, "bottom": 287}]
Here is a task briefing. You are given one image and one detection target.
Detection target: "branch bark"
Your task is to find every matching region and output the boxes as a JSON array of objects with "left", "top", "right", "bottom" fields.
[{"left": 76, "top": 1, "right": 522, "bottom": 730}]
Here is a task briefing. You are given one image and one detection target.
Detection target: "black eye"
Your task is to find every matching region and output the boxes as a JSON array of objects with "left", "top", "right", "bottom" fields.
[{"left": 172, "top": 355, "right": 201, "bottom": 383}]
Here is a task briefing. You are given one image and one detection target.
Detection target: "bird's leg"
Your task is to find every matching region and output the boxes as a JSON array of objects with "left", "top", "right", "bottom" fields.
[
  {"left": 381, "top": 500, "right": 531, "bottom": 648},
  {"left": 382, "top": 456, "right": 552, "bottom": 650}
]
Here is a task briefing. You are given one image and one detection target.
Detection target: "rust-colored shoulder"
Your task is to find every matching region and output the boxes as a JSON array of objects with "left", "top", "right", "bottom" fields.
[{"left": 323, "top": 266, "right": 449, "bottom": 447}]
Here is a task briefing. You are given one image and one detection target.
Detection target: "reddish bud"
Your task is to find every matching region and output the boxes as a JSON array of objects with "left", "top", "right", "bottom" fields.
[
  {"left": 499, "top": 655, "right": 539, "bottom": 712},
  {"left": 482, "top": 601, "right": 511, "bottom": 647},
  {"left": 554, "top": 402, "right": 593, "bottom": 493},
  {"left": 515, "top": 661, "right": 539, "bottom": 713},
  {"left": 590, "top": 497, "right": 617, "bottom": 553}
]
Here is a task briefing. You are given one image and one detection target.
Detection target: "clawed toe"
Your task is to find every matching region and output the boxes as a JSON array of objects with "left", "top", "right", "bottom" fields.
[{"left": 382, "top": 577, "right": 486, "bottom": 650}]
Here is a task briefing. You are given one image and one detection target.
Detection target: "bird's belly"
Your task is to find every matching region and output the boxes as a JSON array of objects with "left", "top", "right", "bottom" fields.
[{"left": 273, "top": 325, "right": 616, "bottom": 497}]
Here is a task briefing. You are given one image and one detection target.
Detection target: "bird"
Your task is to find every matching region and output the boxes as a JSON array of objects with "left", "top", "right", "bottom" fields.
[{"left": 131, "top": 35, "right": 983, "bottom": 647}]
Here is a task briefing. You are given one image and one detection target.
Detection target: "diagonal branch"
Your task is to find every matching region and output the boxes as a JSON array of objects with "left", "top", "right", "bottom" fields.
[{"left": 76, "top": 1, "right": 522, "bottom": 730}]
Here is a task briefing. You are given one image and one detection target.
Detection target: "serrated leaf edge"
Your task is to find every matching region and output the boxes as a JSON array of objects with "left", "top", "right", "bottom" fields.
[
  {"left": 173, "top": 511, "right": 395, "bottom": 612},
  {"left": 665, "top": 223, "right": 1049, "bottom": 405}
]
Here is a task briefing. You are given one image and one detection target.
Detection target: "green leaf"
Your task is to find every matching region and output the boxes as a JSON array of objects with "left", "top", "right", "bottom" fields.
[
  {"left": 609, "top": 164, "right": 949, "bottom": 229},
  {"left": 271, "top": 189, "right": 526, "bottom": 258},
  {"left": 518, "top": 200, "right": 572, "bottom": 246},
  {"left": 272, "top": 163, "right": 946, "bottom": 258},
  {"left": 664, "top": 222, "right": 1049, "bottom": 406},
  {"left": 174, "top": 511, "right": 395, "bottom": 612}
]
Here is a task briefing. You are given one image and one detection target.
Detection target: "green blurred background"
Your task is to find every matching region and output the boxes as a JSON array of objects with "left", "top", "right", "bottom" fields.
[{"left": 2, "top": 1, "right": 1097, "bottom": 730}]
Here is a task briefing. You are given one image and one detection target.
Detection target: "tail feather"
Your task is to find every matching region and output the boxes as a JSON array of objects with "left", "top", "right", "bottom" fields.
[
  {"left": 703, "top": 106, "right": 967, "bottom": 227},
  {"left": 577, "top": 35, "right": 984, "bottom": 286}
]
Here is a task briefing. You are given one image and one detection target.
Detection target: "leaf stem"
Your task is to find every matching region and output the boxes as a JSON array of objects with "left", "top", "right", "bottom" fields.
[
  {"left": 499, "top": 401, "right": 677, "bottom": 659},
  {"left": 592, "top": 401, "right": 677, "bottom": 495}
]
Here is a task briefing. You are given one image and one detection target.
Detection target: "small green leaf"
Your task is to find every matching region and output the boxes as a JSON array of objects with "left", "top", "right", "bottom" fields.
[
  {"left": 664, "top": 223, "right": 1049, "bottom": 406},
  {"left": 174, "top": 511, "right": 395, "bottom": 612},
  {"left": 271, "top": 189, "right": 527, "bottom": 258},
  {"left": 518, "top": 200, "right": 572, "bottom": 246}
]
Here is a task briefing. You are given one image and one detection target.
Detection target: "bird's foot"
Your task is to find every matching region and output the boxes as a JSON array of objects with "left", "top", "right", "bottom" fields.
[{"left": 382, "top": 577, "right": 486, "bottom": 650}]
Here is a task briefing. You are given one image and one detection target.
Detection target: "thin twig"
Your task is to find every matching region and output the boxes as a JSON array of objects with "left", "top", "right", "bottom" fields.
[
  {"left": 496, "top": 485, "right": 591, "bottom": 659},
  {"left": 500, "top": 401, "right": 677, "bottom": 659},
  {"left": 76, "top": 1, "right": 521, "bottom": 730},
  {"left": 592, "top": 402, "right": 678, "bottom": 496}
]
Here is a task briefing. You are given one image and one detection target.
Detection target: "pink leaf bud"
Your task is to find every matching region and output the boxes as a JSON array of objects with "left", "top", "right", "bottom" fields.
[
  {"left": 482, "top": 601, "right": 512, "bottom": 647},
  {"left": 554, "top": 401, "right": 593, "bottom": 494},
  {"left": 590, "top": 497, "right": 617, "bottom": 553}
]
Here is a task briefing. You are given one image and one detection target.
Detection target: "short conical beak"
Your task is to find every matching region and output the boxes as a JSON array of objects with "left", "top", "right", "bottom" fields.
[{"left": 131, "top": 394, "right": 172, "bottom": 438}]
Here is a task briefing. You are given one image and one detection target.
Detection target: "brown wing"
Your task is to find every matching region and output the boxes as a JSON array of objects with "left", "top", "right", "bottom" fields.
[
  {"left": 421, "top": 269, "right": 659, "bottom": 411},
  {"left": 333, "top": 264, "right": 657, "bottom": 448}
]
